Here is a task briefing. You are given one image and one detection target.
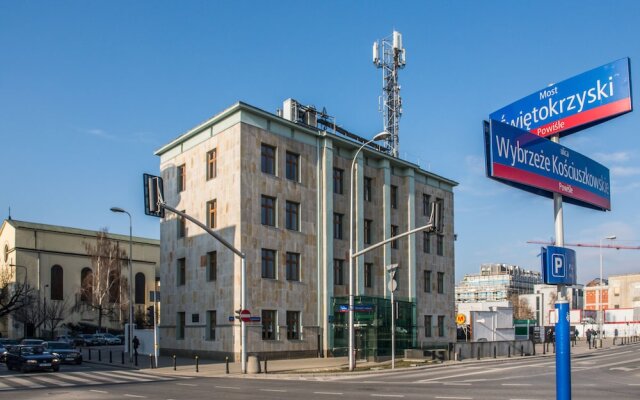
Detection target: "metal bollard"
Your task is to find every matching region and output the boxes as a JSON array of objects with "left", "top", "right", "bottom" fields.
[
  {"left": 109, "top": 350, "right": 113, "bottom": 363},
  {"left": 225, "top": 356, "right": 229, "bottom": 374},
  {"left": 264, "top": 357, "right": 268, "bottom": 374},
  {"left": 121, "top": 351, "right": 125, "bottom": 364},
  {"left": 195, "top": 355, "right": 199, "bottom": 372},
  {"left": 477, "top": 347, "right": 480, "bottom": 360},
  {"left": 493, "top": 347, "right": 496, "bottom": 359},
  {"left": 458, "top": 348, "right": 462, "bottom": 361},
  {"left": 520, "top": 345, "right": 524, "bottom": 356},
  {"left": 532, "top": 342, "right": 536, "bottom": 356},
  {"left": 543, "top": 342, "right": 546, "bottom": 355},
  {"left": 508, "top": 346, "right": 511, "bottom": 358},
  {"left": 134, "top": 352, "right": 138, "bottom": 366},
  {"left": 150, "top": 354, "right": 153, "bottom": 368},
  {"left": 88, "top": 348, "right": 92, "bottom": 361},
  {"left": 173, "top": 355, "right": 177, "bottom": 370}
]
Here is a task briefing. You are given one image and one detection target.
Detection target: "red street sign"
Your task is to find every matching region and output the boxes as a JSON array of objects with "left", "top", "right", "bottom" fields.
[{"left": 240, "top": 309, "right": 251, "bottom": 323}]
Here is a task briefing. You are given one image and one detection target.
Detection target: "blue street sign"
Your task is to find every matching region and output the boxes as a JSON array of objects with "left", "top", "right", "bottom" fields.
[
  {"left": 250, "top": 316, "right": 261, "bottom": 322},
  {"left": 542, "top": 246, "right": 577, "bottom": 285}
]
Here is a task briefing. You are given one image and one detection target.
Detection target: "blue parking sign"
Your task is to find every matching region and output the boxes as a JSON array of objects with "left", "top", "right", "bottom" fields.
[{"left": 542, "top": 246, "right": 577, "bottom": 285}]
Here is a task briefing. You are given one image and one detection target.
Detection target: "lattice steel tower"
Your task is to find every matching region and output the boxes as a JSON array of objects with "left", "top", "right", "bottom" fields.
[{"left": 373, "top": 31, "right": 406, "bottom": 157}]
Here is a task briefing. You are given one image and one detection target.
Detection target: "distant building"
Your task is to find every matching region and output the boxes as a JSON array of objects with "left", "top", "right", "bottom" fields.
[
  {"left": 584, "top": 278, "right": 608, "bottom": 311},
  {"left": 154, "top": 99, "right": 458, "bottom": 360},
  {"left": 520, "top": 284, "right": 584, "bottom": 327},
  {"left": 608, "top": 273, "right": 640, "bottom": 309},
  {"left": 455, "top": 264, "right": 541, "bottom": 304},
  {"left": 0, "top": 219, "right": 159, "bottom": 338}
]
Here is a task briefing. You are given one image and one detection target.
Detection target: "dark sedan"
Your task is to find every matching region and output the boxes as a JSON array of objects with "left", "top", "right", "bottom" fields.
[
  {"left": 44, "top": 341, "right": 83, "bottom": 364},
  {"left": 5, "top": 345, "right": 60, "bottom": 372}
]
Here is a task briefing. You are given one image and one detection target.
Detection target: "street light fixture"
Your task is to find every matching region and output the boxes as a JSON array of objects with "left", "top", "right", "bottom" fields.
[
  {"left": 598, "top": 235, "right": 616, "bottom": 347},
  {"left": 111, "top": 206, "right": 134, "bottom": 362},
  {"left": 348, "top": 131, "right": 391, "bottom": 371}
]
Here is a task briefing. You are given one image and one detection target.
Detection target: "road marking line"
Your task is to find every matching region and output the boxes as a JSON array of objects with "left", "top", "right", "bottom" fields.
[
  {"left": 260, "top": 389, "right": 287, "bottom": 392},
  {"left": 628, "top": 384, "right": 640, "bottom": 386},
  {"left": 444, "top": 383, "right": 471, "bottom": 386},
  {"left": 123, "top": 395, "right": 146, "bottom": 398},
  {"left": 502, "top": 383, "right": 532, "bottom": 386},
  {"left": 314, "top": 392, "right": 344, "bottom": 395},
  {"left": 435, "top": 397, "right": 472, "bottom": 400},
  {"left": 371, "top": 395, "right": 404, "bottom": 398},
  {"left": 29, "top": 375, "right": 75, "bottom": 386},
  {"left": 176, "top": 383, "right": 198, "bottom": 386},
  {"left": 2, "top": 376, "right": 45, "bottom": 388},
  {"left": 215, "top": 386, "right": 240, "bottom": 389},
  {"left": 90, "top": 390, "right": 108, "bottom": 393}
]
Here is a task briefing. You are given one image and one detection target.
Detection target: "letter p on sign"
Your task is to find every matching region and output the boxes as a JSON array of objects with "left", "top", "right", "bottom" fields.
[{"left": 552, "top": 254, "right": 565, "bottom": 278}]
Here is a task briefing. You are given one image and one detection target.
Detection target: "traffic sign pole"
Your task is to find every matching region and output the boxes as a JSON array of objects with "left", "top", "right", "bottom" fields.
[{"left": 555, "top": 300, "right": 571, "bottom": 400}]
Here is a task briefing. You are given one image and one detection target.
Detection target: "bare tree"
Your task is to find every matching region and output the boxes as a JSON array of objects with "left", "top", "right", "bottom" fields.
[
  {"left": 76, "top": 229, "right": 128, "bottom": 332},
  {"left": 508, "top": 293, "right": 535, "bottom": 320},
  {"left": 13, "top": 293, "right": 46, "bottom": 336},
  {"left": 43, "top": 298, "right": 70, "bottom": 339},
  {"left": 0, "top": 267, "right": 35, "bottom": 319}
]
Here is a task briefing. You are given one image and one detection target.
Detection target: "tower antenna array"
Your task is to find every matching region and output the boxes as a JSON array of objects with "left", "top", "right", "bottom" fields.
[{"left": 373, "top": 31, "right": 406, "bottom": 157}]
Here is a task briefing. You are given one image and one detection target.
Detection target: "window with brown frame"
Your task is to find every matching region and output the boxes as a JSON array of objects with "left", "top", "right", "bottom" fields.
[{"left": 207, "top": 149, "right": 217, "bottom": 180}]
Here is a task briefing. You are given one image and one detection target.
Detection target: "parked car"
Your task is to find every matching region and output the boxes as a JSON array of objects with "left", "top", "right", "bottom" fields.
[
  {"left": 77, "top": 334, "right": 98, "bottom": 346},
  {"left": 55, "top": 335, "right": 76, "bottom": 345},
  {"left": 90, "top": 334, "right": 106, "bottom": 346},
  {"left": 116, "top": 335, "right": 125, "bottom": 345},
  {"left": 20, "top": 339, "right": 45, "bottom": 346},
  {"left": 5, "top": 345, "right": 60, "bottom": 372},
  {"left": 94, "top": 333, "right": 120, "bottom": 345},
  {"left": 0, "top": 343, "right": 7, "bottom": 363},
  {"left": 44, "top": 341, "right": 83, "bottom": 365}
]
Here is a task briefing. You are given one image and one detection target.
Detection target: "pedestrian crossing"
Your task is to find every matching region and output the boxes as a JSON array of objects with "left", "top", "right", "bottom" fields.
[{"left": 0, "top": 369, "right": 184, "bottom": 391}]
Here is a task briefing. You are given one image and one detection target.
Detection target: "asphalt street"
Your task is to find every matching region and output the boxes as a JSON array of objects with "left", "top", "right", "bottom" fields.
[{"left": 2, "top": 343, "right": 639, "bottom": 399}]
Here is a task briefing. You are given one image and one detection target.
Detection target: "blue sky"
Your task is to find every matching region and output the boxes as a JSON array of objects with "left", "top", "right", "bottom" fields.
[{"left": 1, "top": 1, "right": 638, "bottom": 283}]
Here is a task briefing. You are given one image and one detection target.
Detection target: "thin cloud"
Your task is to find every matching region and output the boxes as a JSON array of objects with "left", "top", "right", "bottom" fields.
[
  {"left": 82, "top": 128, "right": 118, "bottom": 141},
  {"left": 594, "top": 151, "right": 631, "bottom": 163},
  {"left": 611, "top": 166, "right": 640, "bottom": 177}
]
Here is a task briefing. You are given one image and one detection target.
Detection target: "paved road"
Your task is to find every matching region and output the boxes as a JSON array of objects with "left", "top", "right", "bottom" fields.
[{"left": 2, "top": 343, "right": 638, "bottom": 399}]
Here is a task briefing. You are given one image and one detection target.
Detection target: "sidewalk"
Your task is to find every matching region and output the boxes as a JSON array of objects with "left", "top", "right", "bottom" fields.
[{"left": 81, "top": 336, "right": 639, "bottom": 378}]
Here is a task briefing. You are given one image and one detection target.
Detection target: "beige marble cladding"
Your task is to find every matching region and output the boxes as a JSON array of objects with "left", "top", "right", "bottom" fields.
[{"left": 156, "top": 101, "right": 457, "bottom": 359}]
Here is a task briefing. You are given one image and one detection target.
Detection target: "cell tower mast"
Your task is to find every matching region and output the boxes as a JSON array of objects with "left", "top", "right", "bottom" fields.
[{"left": 373, "top": 31, "right": 406, "bottom": 157}]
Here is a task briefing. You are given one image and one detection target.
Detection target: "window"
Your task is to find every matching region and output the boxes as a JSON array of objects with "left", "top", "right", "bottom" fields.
[
  {"left": 423, "top": 194, "right": 431, "bottom": 216},
  {"left": 364, "top": 177, "right": 372, "bottom": 202},
  {"left": 50, "top": 265, "right": 63, "bottom": 300},
  {"left": 207, "top": 310, "right": 216, "bottom": 340},
  {"left": 364, "top": 263, "right": 373, "bottom": 288},
  {"left": 262, "top": 249, "right": 276, "bottom": 279},
  {"left": 391, "top": 185, "right": 398, "bottom": 209},
  {"left": 262, "top": 310, "right": 277, "bottom": 340},
  {"left": 436, "top": 197, "right": 444, "bottom": 232},
  {"left": 438, "top": 315, "right": 445, "bottom": 337},
  {"left": 333, "top": 168, "right": 344, "bottom": 194},
  {"left": 334, "top": 259, "right": 344, "bottom": 285},
  {"left": 286, "top": 151, "right": 299, "bottom": 181},
  {"left": 177, "top": 164, "right": 186, "bottom": 192},
  {"left": 286, "top": 311, "right": 301, "bottom": 340},
  {"left": 286, "top": 252, "right": 300, "bottom": 281},
  {"left": 177, "top": 258, "right": 186, "bottom": 286},
  {"left": 391, "top": 225, "right": 399, "bottom": 249},
  {"left": 192, "top": 313, "right": 200, "bottom": 323},
  {"left": 437, "top": 234, "right": 444, "bottom": 256},
  {"left": 135, "top": 272, "right": 145, "bottom": 304},
  {"left": 437, "top": 272, "right": 444, "bottom": 294},
  {"left": 333, "top": 213, "right": 344, "bottom": 240},
  {"left": 364, "top": 219, "right": 372, "bottom": 245},
  {"left": 177, "top": 312, "right": 185, "bottom": 340},
  {"left": 424, "top": 315, "right": 432, "bottom": 337},
  {"left": 206, "top": 251, "right": 217, "bottom": 281},
  {"left": 423, "top": 232, "right": 431, "bottom": 254},
  {"left": 207, "top": 149, "right": 217, "bottom": 180},
  {"left": 285, "top": 201, "right": 299, "bottom": 231},
  {"left": 207, "top": 199, "right": 217, "bottom": 229},
  {"left": 261, "top": 195, "right": 276, "bottom": 226},
  {"left": 108, "top": 271, "right": 120, "bottom": 303},
  {"left": 80, "top": 267, "right": 93, "bottom": 302},
  {"left": 261, "top": 144, "right": 276, "bottom": 175},
  {"left": 424, "top": 270, "right": 432, "bottom": 293},
  {"left": 177, "top": 213, "right": 186, "bottom": 239}
]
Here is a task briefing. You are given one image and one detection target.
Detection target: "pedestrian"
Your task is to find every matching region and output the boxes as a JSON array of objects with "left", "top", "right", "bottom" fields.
[
  {"left": 132, "top": 335, "right": 140, "bottom": 356},
  {"left": 586, "top": 328, "right": 592, "bottom": 349}
]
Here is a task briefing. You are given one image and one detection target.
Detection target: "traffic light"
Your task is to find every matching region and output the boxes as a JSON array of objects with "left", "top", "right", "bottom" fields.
[
  {"left": 143, "top": 173, "right": 165, "bottom": 218},
  {"left": 146, "top": 306, "right": 155, "bottom": 326}
]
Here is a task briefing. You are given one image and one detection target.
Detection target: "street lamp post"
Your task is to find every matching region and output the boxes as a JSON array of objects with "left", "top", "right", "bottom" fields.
[
  {"left": 349, "top": 131, "right": 391, "bottom": 371},
  {"left": 386, "top": 264, "right": 399, "bottom": 369},
  {"left": 111, "top": 207, "right": 134, "bottom": 362},
  {"left": 598, "top": 235, "right": 616, "bottom": 347}
]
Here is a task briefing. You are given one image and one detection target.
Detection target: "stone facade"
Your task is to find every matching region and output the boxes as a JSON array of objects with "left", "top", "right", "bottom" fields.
[
  {"left": 0, "top": 219, "right": 159, "bottom": 338},
  {"left": 155, "top": 101, "right": 457, "bottom": 359}
]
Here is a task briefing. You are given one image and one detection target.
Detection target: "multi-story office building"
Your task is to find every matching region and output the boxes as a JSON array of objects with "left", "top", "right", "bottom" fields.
[
  {"left": 584, "top": 278, "right": 608, "bottom": 311},
  {"left": 154, "top": 99, "right": 457, "bottom": 360},
  {"left": 456, "top": 263, "right": 541, "bottom": 304},
  {"left": 608, "top": 273, "right": 640, "bottom": 309},
  {"left": 0, "top": 219, "right": 159, "bottom": 338}
]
